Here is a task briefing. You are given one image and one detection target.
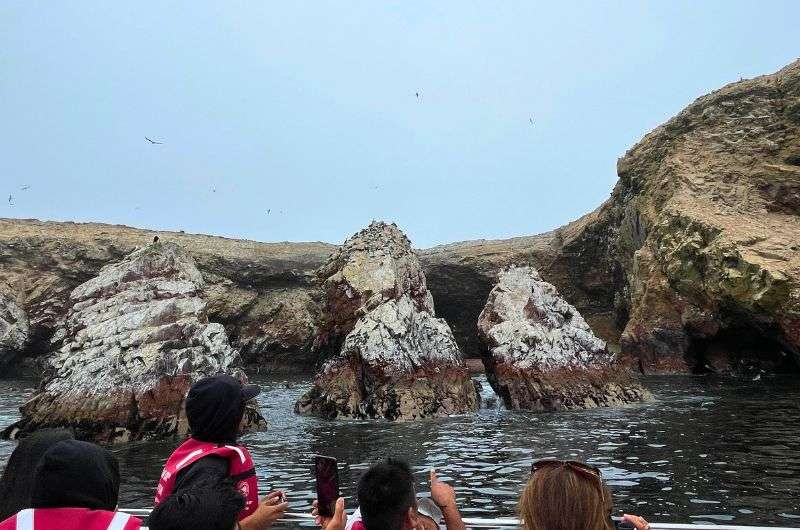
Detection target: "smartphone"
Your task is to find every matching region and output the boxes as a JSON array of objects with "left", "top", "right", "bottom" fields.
[{"left": 314, "top": 455, "right": 340, "bottom": 518}]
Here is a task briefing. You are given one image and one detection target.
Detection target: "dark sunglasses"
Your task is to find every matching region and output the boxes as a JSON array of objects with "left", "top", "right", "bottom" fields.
[{"left": 531, "top": 459, "right": 606, "bottom": 505}]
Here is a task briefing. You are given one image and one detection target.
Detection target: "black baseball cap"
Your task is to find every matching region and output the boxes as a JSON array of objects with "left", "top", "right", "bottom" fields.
[{"left": 186, "top": 374, "right": 261, "bottom": 442}]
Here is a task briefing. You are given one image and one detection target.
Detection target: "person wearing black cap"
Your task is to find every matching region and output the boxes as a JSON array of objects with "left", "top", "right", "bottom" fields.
[
  {"left": 0, "top": 439, "right": 141, "bottom": 530},
  {"left": 154, "top": 374, "right": 287, "bottom": 530}
]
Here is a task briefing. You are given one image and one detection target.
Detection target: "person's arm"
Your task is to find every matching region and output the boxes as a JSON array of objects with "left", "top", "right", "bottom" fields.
[
  {"left": 239, "top": 491, "right": 289, "bottom": 530},
  {"left": 622, "top": 514, "right": 651, "bottom": 530},
  {"left": 430, "top": 470, "right": 467, "bottom": 530},
  {"left": 311, "top": 498, "right": 347, "bottom": 530}
]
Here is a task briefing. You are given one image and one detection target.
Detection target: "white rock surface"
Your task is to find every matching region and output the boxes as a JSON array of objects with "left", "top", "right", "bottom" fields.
[
  {"left": 3, "top": 242, "right": 263, "bottom": 444},
  {"left": 0, "top": 291, "right": 29, "bottom": 370},
  {"left": 478, "top": 266, "right": 649, "bottom": 411},
  {"left": 297, "top": 222, "right": 479, "bottom": 420},
  {"left": 478, "top": 266, "right": 611, "bottom": 370}
]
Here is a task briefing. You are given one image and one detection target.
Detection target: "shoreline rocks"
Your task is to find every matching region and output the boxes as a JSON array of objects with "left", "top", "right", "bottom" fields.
[
  {"left": 296, "top": 222, "right": 479, "bottom": 420},
  {"left": 0, "top": 291, "right": 29, "bottom": 372},
  {"left": 2, "top": 242, "right": 265, "bottom": 444},
  {"left": 478, "top": 266, "right": 649, "bottom": 410}
]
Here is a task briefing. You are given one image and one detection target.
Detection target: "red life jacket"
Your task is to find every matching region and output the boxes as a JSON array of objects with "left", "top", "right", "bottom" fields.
[
  {"left": 154, "top": 437, "right": 259, "bottom": 520},
  {"left": 0, "top": 508, "right": 141, "bottom": 530}
]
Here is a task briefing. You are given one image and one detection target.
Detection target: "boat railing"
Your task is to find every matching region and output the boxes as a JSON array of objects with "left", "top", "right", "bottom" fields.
[{"left": 119, "top": 509, "right": 800, "bottom": 530}]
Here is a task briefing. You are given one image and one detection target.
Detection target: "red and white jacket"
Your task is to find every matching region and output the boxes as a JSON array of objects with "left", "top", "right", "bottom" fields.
[
  {"left": 154, "top": 437, "right": 259, "bottom": 520},
  {"left": 0, "top": 508, "right": 141, "bottom": 530}
]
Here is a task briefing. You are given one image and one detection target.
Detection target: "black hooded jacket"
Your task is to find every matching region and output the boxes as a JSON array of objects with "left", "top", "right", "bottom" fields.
[
  {"left": 173, "top": 376, "right": 248, "bottom": 493},
  {"left": 0, "top": 429, "right": 75, "bottom": 519},
  {"left": 30, "top": 439, "right": 120, "bottom": 511}
]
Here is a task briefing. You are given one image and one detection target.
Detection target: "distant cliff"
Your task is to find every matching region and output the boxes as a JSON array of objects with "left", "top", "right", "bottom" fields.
[
  {"left": 2, "top": 59, "right": 799, "bottom": 376},
  {"left": 0, "top": 219, "right": 334, "bottom": 371}
]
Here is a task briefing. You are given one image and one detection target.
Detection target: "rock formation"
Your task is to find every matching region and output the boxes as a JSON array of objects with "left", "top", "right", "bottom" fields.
[
  {"left": 478, "top": 266, "right": 649, "bottom": 410},
  {"left": 597, "top": 60, "right": 800, "bottom": 373},
  {"left": 2, "top": 242, "right": 265, "bottom": 444},
  {"left": 0, "top": 291, "right": 29, "bottom": 371},
  {"left": 296, "top": 222, "right": 479, "bottom": 420},
  {"left": 0, "top": 219, "right": 334, "bottom": 372},
  {"left": 427, "top": 60, "right": 800, "bottom": 375},
  {"left": 2, "top": 60, "right": 799, "bottom": 376}
]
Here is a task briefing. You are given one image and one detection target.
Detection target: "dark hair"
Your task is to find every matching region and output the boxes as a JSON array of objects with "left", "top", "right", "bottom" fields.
[
  {"left": 357, "top": 458, "right": 416, "bottom": 530},
  {"left": 0, "top": 428, "right": 75, "bottom": 519},
  {"left": 148, "top": 481, "right": 246, "bottom": 530},
  {"left": 31, "top": 439, "right": 121, "bottom": 511}
]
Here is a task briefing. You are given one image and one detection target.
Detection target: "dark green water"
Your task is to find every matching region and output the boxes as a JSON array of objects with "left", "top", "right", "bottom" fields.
[{"left": 1, "top": 375, "right": 799, "bottom": 526}]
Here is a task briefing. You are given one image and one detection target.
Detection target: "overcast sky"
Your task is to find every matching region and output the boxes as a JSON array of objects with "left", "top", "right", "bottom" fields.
[{"left": 2, "top": 2, "right": 798, "bottom": 247}]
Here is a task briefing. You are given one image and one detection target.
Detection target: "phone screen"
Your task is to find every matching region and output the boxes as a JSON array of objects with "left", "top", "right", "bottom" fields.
[{"left": 314, "top": 455, "right": 340, "bottom": 518}]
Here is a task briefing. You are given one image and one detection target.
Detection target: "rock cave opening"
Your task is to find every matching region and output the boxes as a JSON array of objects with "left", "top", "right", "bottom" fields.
[{"left": 688, "top": 323, "right": 800, "bottom": 375}]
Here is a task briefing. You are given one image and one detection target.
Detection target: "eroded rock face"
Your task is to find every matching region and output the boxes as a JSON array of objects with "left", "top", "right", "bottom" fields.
[
  {"left": 296, "top": 222, "right": 479, "bottom": 420},
  {"left": 0, "top": 219, "right": 334, "bottom": 372},
  {"left": 2, "top": 242, "right": 264, "bottom": 444},
  {"left": 0, "top": 291, "right": 29, "bottom": 371},
  {"left": 478, "top": 266, "right": 649, "bottom": 410}
]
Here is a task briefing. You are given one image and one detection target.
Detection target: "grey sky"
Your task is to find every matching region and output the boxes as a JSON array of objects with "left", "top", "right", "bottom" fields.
[{"left": 2, "top": 2, "right": 798, "bottom": 247}]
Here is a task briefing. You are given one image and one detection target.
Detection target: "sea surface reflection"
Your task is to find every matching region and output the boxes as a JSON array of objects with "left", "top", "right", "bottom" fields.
[{"left": 1, "top": 375, "right": 799, "bottom": 526}]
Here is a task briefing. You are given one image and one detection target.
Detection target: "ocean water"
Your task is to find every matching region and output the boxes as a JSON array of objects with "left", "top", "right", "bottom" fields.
[{"left": 1, "top": 375, "right": 799, "bottom": 527}]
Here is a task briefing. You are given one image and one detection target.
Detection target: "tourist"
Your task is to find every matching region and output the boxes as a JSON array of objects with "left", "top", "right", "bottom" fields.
[
  {"left": 0, "top": 428, "right": 75, "bottom": 520},
  {"left": 521, "top": 459, "right": 651, "bottom": 530},
  {"left": 148, "top": 480, "right": 247, "bottom": 530},
  {"left": 312, "top": 460, "right": 467, "bottom": 530},
  {"left": 154, "top": 374, "right": 288, "bottom": 527},
  {"left": 0, "top": 439, "right": 141, "bottom": 529}
]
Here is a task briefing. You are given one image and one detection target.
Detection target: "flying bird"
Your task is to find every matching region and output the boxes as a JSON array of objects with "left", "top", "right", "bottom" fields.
[
  {"left": 145, "top": 136, "right": 163, "bottom": 145},
  {"left": 529, "top": 117, "right": 534, "bottom": 125},
  {"left": 21, "top": 185, "right": 30, "bottom": 191},
  {"left": 266, "top": 209, "right": 271, "bottom": 215},
  {"left": 7, "top": 194, "right": 13, "bottom": 205},
  {"left": 415, "top": 91, "right": 420, "bottom": 99}
]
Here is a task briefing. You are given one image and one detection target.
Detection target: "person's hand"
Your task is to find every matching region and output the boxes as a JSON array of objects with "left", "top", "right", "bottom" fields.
[
  {"left": 240, "top": 491, "right": 289, "bottom": 530},
  {"left": 311, "top": 498, "right": 346, "bottom": 530},
  {"left": 430, "top": 469, "right": 457, "bottom": 509},
  {"left": 622, "top": 514, "right": 651, "bottom": 530}
]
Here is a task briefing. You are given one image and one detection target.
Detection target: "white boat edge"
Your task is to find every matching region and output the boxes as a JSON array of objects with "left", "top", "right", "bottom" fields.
[{"left": 119, "top": 509, "right": 800, "bottom": 530}]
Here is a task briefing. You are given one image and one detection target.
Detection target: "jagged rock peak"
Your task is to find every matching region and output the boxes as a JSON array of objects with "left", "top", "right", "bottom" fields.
[
  {"left": 316, "top": 221, "right": 434, "bottom": 350},
  {"left": 2, "top": 241, "right": 264, "bottom": 444},
  {"left": 298, "top": 223, "right": 479, "bottom": 420},
  {"left": 478, "top": 266, "right": 612, "bottom": 370},
  {"left": 478, "top": 266, "right": 649, "bottom": 411}
]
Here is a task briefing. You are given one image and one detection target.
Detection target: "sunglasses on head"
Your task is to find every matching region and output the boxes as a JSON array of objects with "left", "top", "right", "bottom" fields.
[{"left": 531, "top": 459, "right": 606, "bottom": 505}]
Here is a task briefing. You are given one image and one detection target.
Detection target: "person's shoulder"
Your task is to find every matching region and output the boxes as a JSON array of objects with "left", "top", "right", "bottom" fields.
[{"left": 173, "top": 454, "right": 230, "bottom": 492}]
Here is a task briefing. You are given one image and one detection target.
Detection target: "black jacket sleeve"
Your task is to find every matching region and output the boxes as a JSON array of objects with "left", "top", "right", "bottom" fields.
[{"left": 172, "top": 455, "right": 230, "bottom": 493}]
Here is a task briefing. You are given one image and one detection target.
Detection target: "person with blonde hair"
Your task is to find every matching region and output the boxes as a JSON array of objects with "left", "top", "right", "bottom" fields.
[{"left": 520, "top": 460, "right": 650, "bottom": 530}]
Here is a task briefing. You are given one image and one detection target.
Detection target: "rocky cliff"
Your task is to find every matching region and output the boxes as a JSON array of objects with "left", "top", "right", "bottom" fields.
[
  {"left": 295, "top": 222, "right": 479, "bottom": 420},
  {"left": 1, "top": 60, "right": 799, "bottom": 376},
  {"left": 478, "top": 266, "right": 649, "bottom": 410},
  {"left": 2, "top": 242, "right": 265, "bottom": 444},
  {"left": 0, "top": 219, "right": 334, "bottom": 372}
]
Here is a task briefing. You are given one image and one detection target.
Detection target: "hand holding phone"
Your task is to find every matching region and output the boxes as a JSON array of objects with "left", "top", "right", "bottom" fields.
[{"left": 314, "top": 455, "right": 340, "bottom": 518}]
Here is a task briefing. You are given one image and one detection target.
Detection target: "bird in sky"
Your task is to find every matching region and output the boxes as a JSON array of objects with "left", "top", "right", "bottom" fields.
[
  {"left": 415, "top": 91, "right": 420, "bottom": 99},
  {"left": 8, "top": 194, "right": 13, "bottom": 205},
  {"left": 145, "top": 136, "right": 163, "bottom": 145},
  {"left": 529, "top": 117, "right": 534, "bottom": 125},
  {"left": 21, "top": 185, "right": 30, "bottom": 191},
  {"left": 266, "top": 209, "right": 271, "bottom": 215},
  {"left": 212, "top": 187, "right": 217, "bottom": 193}
]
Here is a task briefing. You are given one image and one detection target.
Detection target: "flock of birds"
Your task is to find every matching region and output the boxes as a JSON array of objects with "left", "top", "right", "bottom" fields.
[{"left": 7, "top": 91, "right": 534, "bottom": 211}]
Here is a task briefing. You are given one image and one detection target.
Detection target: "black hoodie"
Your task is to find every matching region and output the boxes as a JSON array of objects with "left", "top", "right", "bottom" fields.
[
  {"left": 0, "top": 429, "right": 75, "bottom": 519},
  {"left": 30, "top": 439, "right": 120, "bottom": 511},
  {"left": 174, "top": 375, "right": 259, "bottom": 494}
]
